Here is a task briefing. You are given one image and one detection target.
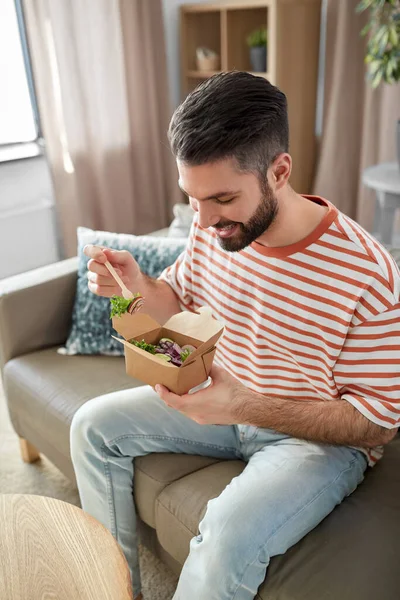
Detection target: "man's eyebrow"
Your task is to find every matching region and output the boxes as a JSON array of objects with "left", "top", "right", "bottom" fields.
[{"left": 178, "top": 183, "right": 239, "bottom": 201}]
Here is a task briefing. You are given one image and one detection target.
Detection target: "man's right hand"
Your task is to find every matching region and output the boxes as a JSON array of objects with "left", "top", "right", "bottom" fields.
[{"left": 83, "top": 245, "right": 141, "bottom": 298}]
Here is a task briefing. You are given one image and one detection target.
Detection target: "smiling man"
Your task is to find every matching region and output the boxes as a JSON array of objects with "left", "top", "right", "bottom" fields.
[{"left": 71, "top": 72, "right": 400, "bottom": 600}]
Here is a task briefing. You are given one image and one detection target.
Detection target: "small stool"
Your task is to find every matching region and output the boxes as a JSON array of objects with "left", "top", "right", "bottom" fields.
[
  {"left": 362, "top": 162, "right": 400, "bottom": 245},
  {"left": 0, "top": 494, "right": 133, "bottom": 600}
]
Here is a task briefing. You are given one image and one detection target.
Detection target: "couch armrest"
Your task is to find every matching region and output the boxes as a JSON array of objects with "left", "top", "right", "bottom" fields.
[{"left": 0, "top": 257, "right": 78, "bottom": 371}]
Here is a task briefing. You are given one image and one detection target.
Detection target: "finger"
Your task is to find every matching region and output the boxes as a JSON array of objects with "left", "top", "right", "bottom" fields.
[
  {"left": 87, "top": 272, "right": 129, "bottom": 287},
  {"left": 88, "top": 281, "right": 122, "bottom": 297},
  {"left": 103, "top": 248, "right": 134, "bottom": 267},
  {"left": 87, "top": 259, "right": 123, "bottom": 277},
  {"left": 83, "top": 244, "right": 108, "bottom": 262},
  {"left": 155, "top": 384, "right": 183, "bottom": 409}
]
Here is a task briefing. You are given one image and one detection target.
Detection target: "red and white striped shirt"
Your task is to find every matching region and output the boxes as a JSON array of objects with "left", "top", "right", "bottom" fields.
[{"left": 159, "top": 196, "right": 400, "bottom": 466}]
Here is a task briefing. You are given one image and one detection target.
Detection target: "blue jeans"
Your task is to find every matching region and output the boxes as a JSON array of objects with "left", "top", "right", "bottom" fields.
[{"left": 70, "top": 385, "right": 367, "bottom": 600}]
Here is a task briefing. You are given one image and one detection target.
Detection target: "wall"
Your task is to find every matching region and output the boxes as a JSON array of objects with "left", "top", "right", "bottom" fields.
[
  {"left": 162, "top": 0, "right": 211, "bottom": 109},
  {"left": 0, "top": 155, "right": 60, "bottom": 279}
]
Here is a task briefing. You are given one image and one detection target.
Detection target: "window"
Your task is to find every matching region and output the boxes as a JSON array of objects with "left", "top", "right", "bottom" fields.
[{"left": 0, "top": 0, "right": 40, "bottom": 145}]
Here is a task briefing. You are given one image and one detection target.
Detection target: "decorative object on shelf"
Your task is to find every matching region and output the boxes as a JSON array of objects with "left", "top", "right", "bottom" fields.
[
  {"left": 357, "top": 0, "right": 400, "bottom": 168},
  {"left": 196, "top": 47, "right": 220, "bottom": 71},
  {"left": 246, "top": 27, "right": 268, "bottom": 72}
]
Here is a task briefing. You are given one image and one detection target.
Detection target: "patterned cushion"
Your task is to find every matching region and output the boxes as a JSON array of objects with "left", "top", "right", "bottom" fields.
[
  {"left": 62, "top": 227, "right": 187, "bottom": 355},
  {"left": 168, "top": 203, "right": 195, "bottom": 238}
]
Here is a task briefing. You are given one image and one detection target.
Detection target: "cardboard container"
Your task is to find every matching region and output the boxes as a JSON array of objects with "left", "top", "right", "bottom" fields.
[{"left": 112, "top": 307, "right": 224, "bottom": 395}]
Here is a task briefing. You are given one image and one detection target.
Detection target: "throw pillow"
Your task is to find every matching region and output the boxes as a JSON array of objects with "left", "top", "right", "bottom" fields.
[
  {"left": 168, "top": 202, "right": 195, "bottom": 238},
  {"left": 62, "top": 227, "right": 187, "bottom": 356}
]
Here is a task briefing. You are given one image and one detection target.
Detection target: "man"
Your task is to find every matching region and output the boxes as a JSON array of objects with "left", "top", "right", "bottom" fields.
[{"left": 70, "top": 72, "right": 400, "bottom": 600}]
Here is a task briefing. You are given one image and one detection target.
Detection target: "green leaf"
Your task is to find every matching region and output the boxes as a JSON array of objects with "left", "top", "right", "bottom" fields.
[
  {"left": 246, "top": 27, "right": 267, "bottom": 47},
  {"left": 109, "top": 293, "right": 140, "bottom": 318},
  {"left": 181, "top": 348, "right": 191, "bottom": 362},
  {"left": 385, "top": 60, "right": 395, "bottom": 81},
  {"left": 128, "top": 339, "right": 157, "bottom": 354},
  {"left": 372, "top": 69, "right": 384, "bottom": 87},
  {"left": 390, "top": 56, "right": 399, "bottom": 71},
  {"left": 378, "top": 30, "right": 390, "bottom": 54},
  {"left": 356, "top": 0, "right": 374, "bottom": 13},
  {"left": 361, "top": 21, "right": 373, "bottom": 36},
  {"left": 373, "top": 24, "right": 388, "bottom": 45},
  {"left": 389, "top": 26, "right": 399, "bottom": 47},
  {"left": 368, "top": 59, "right": 383, "bottom": 74}
]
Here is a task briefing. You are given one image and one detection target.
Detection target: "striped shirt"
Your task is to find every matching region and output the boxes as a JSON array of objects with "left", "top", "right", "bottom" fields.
[{"left": 159, "top": 196, "right": 400, "bottom": 466}]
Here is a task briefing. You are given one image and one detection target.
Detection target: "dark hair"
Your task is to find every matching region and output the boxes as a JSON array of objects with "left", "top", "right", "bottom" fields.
[{"left": 168, "top": 71, "right": 289, "bottom": 185}]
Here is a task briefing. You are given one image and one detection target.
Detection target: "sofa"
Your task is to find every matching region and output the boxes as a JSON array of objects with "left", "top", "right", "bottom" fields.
[{"left": 1, "top": 245, "right": 400, "bottom": 600}]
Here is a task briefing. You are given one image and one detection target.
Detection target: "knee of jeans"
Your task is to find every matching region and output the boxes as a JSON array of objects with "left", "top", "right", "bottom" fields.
[
  {"left": 197, "top": 498, "right": 270, "bottom": 568},
  {"left": 70, "top": 397, "right": 107, "bottom": 457}
]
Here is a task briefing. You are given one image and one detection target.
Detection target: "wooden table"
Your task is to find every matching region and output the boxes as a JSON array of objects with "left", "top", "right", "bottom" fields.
[
  {"left": 362, "top": 162, "right": 400, "bottom": 245},
  {"left": 0, "top": 494, "right": 133, "bottom": 600}
]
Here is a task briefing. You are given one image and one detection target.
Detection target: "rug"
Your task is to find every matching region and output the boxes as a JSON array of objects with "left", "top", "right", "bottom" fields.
[{"left": 0, "top": 378, "right": 178, "bottom": 599}]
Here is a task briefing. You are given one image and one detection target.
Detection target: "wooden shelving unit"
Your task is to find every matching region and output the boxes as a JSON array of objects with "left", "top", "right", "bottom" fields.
[{"left": 180, "top": 0, "right": 322, "bottom": 194}]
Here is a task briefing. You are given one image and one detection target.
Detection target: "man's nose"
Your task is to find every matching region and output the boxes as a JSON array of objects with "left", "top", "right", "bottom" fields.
[{"left": 194, "top": 201, "right": 220, "bottom": 229}]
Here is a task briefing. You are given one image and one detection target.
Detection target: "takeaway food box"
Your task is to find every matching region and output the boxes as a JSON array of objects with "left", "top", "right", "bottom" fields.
[{"left": 112, "top": 307, "right": 224, "bottom": 395}]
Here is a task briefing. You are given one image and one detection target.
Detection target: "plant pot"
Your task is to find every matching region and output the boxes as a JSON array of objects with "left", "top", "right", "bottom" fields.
[
  {"left": 196, "top": 55, "right": 220, "bottom": 72},
  {"left": 250, "top": 46, "right": 267, "bottom": 72}
]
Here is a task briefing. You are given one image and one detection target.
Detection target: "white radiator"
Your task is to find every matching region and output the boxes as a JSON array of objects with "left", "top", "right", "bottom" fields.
[{"left": 0, "top": 197, "right": 60, "bottom": 279}]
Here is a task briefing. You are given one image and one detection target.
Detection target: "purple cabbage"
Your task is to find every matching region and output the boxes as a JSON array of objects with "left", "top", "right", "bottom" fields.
[{"left": 152, "top": 338, "right": 196, "bottom": 367}]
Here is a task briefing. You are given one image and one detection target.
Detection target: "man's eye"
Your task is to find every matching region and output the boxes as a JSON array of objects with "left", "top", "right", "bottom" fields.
[{"left": 215, "top": 198, "right": 235, "bottom": 205}]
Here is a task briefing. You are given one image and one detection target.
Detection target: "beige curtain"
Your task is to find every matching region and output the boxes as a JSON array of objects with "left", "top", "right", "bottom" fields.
[
  {"left": 23, "top": 0, "right": 180, "bottom": 257},
  {"left": 313, "top": 0, "right": 400, "bottom": 234}
]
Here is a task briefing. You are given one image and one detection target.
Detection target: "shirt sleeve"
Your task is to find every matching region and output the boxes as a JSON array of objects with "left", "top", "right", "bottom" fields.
[
  {"left": 157, "top": 218, "right": 196, "bottom": 312},
  {"left": 334, "top": 302, "right": 400, "bottom": 429}
]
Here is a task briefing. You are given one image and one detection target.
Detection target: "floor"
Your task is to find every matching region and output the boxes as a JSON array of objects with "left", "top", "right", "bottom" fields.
[{"left": 0, "top": 378, "right": 178, "bottom": 600}]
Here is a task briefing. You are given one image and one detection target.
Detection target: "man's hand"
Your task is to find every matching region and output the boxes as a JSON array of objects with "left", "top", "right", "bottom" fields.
[
  {"left": 155, "top": 365, "right": 249, "bottom": 425},
  {"left": 84, "top": 245, "right": 141, "bottom": 298},
  {"left": 155, "top": 364, "right": 397, "bottom": 447}
]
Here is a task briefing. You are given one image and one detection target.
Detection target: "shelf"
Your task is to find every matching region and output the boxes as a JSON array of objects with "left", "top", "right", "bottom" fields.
[
  {"left": 180, "top": 0, "right": 322, "bottom": 194},
  {"left": 186, "top": 70, "right": 269, "bottom": 79},
  {"left": 182, "top": 11, "right": 221, "bottom": 72},
  {"left": 227, "top": 6, "right": 268, "bottom": 72}
]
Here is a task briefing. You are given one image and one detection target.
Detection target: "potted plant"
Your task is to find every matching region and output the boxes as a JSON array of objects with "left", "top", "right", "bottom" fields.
[
  {"left": 246, "top": 27, "right": 268, "bottom": 73},
  {"left": 357, "top": 0, "right": 400, "bottom": 166}
]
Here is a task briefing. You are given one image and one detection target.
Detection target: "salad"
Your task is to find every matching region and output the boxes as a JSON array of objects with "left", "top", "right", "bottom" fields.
[
  {"left": 110, "top": 294, "right": 196, "bottom": 366},
  {"left": 110, "top": 293, "right": 144, "bottom": 318},
  {"left": 130, "top": 338, "right": 196, "bottom": 367}
]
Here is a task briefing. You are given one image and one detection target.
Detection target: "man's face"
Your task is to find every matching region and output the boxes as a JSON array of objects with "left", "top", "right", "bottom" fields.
[{"left": 177, "top": 158, "right": 279, "bottom": 252}]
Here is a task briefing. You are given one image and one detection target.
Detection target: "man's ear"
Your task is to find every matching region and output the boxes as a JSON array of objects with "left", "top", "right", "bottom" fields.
[{"left": 271, "top": 153, "right": 292, "bottom": 190}]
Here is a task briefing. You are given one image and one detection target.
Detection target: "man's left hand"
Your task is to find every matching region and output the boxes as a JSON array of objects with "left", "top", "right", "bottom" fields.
[{"left": 155, "top": 365, "right": 250, "bottom": 425}]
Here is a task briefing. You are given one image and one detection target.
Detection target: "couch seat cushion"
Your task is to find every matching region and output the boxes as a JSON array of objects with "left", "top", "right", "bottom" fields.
[
  {"left": 149, "top": 438, "right": 400, "bottom": 600},
  {"left": 3, "top": 347, "right": 140, "bottom": 475},
  {"left": 134, "top": 454, "right": 221, "bottom": 528},
  {"left": 155, "top": 460, "right": 245, "bottom": 565}
]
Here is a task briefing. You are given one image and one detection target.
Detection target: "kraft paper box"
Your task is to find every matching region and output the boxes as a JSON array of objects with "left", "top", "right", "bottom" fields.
[{"left": 112, "top": 307, "right": 224, "bottom": 395}]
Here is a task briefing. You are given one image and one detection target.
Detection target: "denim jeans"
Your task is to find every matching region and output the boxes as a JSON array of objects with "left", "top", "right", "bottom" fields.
[{"left": 70, "top": 385, "right": 367, "bottom": 600}]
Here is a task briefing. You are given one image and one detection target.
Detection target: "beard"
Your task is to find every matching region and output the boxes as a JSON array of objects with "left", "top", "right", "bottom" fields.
[{"left": 214, "top": 182, "right": 278, "bottom": 252}]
